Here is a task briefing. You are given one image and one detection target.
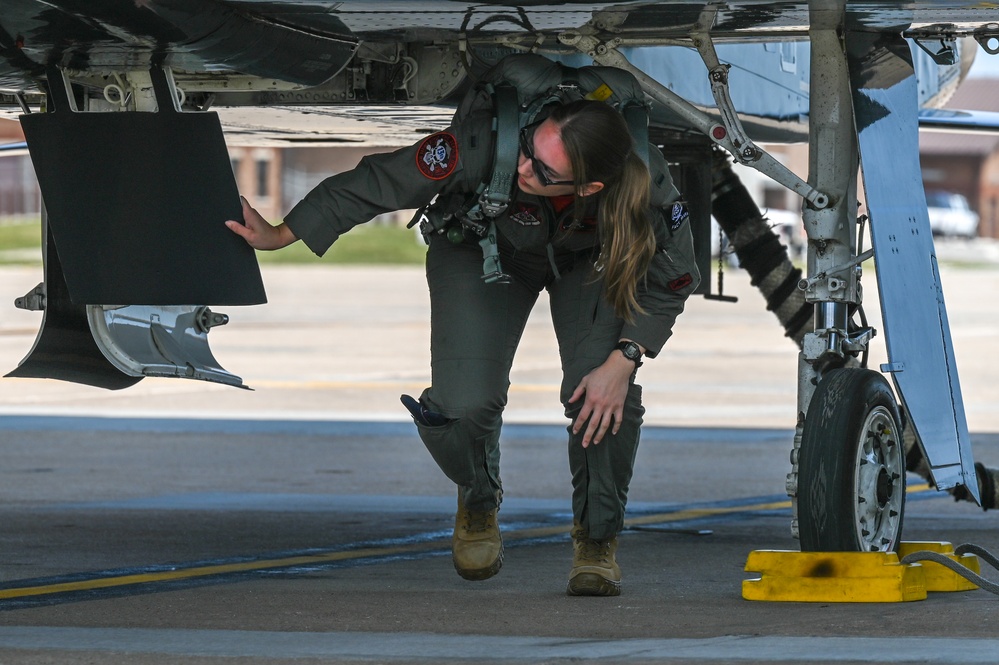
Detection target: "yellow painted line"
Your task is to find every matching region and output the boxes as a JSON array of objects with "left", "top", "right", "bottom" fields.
[
  {"left": 0, "top": 485, "right": 937, "bottom": 602},
  {"left": 0, "top": 542, "right": 444, "bottom": 601}
]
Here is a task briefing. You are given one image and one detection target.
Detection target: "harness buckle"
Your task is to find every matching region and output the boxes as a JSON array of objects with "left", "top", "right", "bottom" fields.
[
  {"left": 482, "top": 270, "right": 512, "bottom": 284},
  {"left": 478, "top": 177, "right": 512, "bottom": 218}
]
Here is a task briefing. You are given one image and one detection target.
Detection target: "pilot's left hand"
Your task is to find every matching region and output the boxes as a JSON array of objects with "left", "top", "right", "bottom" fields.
[
  {"left": 226, "top": 196, "right": 298, "bottom": 251},
  {"left": 568, "top": 350, "right": 637, "bottom": 448}
]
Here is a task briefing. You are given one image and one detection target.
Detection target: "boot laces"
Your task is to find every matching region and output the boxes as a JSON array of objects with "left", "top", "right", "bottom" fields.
[
  {"left": 578, "top": 538, "right": 611, "bottom": 563},
  {"left": 465, "top": 510, "right": 492, "bottom": 533}
]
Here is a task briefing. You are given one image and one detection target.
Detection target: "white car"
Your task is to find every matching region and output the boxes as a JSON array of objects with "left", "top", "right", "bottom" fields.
[{"left": 925, "top": 191, "right": 980, "bottom": 238}]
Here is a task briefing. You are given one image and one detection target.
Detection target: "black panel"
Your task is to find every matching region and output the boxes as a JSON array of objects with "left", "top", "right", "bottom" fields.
[
  {"left": 5, "top": 225, "right": 141, "bottom": 390},
  {"left": 20, "top": 110, "right": 267, "bottom": 306}
]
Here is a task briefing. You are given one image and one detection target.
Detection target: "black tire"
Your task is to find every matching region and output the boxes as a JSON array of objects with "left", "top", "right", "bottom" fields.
[{"left": 798, "top": 368, "right": 906, "bottom": 552}]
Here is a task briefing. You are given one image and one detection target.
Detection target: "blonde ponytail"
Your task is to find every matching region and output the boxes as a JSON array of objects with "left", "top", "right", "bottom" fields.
[
  {"left": 594, "top": 152, "right": 656, "bottom": 322},
  {"left": 552, "top": 100, "right": 657, "bottom": 322}
]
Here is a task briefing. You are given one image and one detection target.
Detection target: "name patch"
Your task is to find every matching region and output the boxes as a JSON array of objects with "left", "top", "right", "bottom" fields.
[
  {"left": 511, "top": 203, "right": 541, "bottom": 226},
  {"left": 669, "top": 273, "right": 693, "bottom": 291}
]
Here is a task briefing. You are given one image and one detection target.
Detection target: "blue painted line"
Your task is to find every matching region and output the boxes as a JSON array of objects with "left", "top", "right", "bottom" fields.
[
  {"left": 0, "top": 414, "right": 794, "bottom": 442},
  {"left": 3, "top": 627, "right": 999, "bottom": 663},
  {"left": 2, "top": 627, "right": 999, "bottom": 663}
]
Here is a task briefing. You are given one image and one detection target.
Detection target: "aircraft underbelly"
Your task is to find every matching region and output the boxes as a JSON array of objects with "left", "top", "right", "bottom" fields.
[{"left": 847, "top": 31, "right": 977, "bottom": 499}]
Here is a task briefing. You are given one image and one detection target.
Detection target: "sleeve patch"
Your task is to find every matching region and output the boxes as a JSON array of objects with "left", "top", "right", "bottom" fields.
[
  {"left": 669, "top": 273, "right": 693, "bottom": 291},
  {"left": 417, "top": 132, "right": 459, "bottom": 180}
]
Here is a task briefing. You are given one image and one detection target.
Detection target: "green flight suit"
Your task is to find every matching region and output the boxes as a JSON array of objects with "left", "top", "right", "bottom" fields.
[{"left": 284, "top": 109, "right": 699, "bottom": 541}]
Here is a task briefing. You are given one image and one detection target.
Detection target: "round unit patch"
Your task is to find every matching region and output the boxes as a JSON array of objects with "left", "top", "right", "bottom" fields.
[{"left": 417, "top": 132, "right": 459, "bottom": 180}]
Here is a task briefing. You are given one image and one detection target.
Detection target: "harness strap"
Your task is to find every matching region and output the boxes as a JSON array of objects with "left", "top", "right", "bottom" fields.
[
  {"left": 546, "top": 243, "right": 562, "bottom": 282},
  {"left": 622, "top": 102, "right": 650, "bottom": 166},
  {"left": 479, "top": 220, "right": 511, "bottom": 284},
  {"left": 468, "top": 84, "right": 521, "bottom": 283},
  {"left": 479, "top": 84, "right": 520, "bottom": 218}
]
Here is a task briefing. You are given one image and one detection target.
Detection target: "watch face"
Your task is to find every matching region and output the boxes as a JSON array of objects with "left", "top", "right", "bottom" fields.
[{"left": 619, "top": 342, "right": 641, "bottom": 360}]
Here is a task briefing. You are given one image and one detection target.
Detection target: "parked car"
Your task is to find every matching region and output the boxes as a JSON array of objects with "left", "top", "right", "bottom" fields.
[{"left": 925, "top": 190, "right": 979, "bottom": 238}]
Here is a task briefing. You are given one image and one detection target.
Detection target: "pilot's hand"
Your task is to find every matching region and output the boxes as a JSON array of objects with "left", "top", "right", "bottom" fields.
[
  {"left": 226, "top": 196, "right": 298, "bottom": 251},
  {"left": 567, "top": 351, "right": 634, "bottom": 448}
]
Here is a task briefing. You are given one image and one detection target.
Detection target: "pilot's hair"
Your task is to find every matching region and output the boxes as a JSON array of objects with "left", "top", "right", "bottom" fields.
[{"left": 550, "top": 99, "right": 656, "bottom": 323}]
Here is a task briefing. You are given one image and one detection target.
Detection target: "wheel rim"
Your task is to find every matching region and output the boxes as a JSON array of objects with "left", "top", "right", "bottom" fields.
[{"left": 853, "top": 405, "right": 904, "bottom": 551}]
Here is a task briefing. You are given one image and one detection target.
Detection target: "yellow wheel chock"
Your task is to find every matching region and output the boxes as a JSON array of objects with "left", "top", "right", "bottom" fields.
[
  {"left": 898, "top": 541, "right": 981, "bottom": 592},
  {"left": 742, "top": 542, "right": 981, "bottom": 602}
]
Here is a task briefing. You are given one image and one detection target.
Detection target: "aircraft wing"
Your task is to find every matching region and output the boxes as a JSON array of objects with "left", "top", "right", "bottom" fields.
[{"left": 919, "top": 108, "right": 999, "bottom": 133}]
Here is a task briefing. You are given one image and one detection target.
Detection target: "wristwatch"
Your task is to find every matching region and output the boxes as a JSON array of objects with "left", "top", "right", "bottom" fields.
[{"left": 614, "top": 340, "right": 643, "bottom": 367}]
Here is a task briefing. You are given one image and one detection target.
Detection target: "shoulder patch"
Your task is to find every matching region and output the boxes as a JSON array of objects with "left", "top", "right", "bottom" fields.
[
  {"left": 417, "top": 132, "right": 459, "bottom": 180},
  {"left": 669, "top": 202, "right": 689, "bottom": 232}
]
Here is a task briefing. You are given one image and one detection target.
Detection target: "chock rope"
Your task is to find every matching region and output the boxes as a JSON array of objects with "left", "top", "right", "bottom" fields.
[{"left": 901, "top": 544, "right": 999, "bottom": 596}]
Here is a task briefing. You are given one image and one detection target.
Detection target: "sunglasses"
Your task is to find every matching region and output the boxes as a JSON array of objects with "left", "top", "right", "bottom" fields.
[{"left": 519, "top": 123, "right": 574, "bottom": 187}]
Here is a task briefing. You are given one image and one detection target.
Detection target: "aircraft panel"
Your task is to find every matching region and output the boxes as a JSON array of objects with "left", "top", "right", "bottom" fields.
[
  {"left": 848, "top": 29, "right": 978, "bottom": 498},
  {"left": 20, "top": 109, "right": 267, "bottom": 306}
]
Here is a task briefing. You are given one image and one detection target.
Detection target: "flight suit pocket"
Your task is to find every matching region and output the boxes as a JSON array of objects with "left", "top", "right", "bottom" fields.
[{"left": 415, "top": 418, "right": 474, "bottom": 487}]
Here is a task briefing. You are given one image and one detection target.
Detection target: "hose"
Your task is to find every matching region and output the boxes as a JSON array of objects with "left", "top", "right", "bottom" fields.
[
  {"left": 710, "top": 146, "right": 812, "bottom": 346},
  {"left": 901, "top": 544, "right": 999, "bottom": 596}
]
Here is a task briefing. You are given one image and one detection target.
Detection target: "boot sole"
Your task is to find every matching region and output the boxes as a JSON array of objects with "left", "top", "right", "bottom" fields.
[
  {"left": 566, "top": 572, "right": 621, "bottom": 597},
  {"left": 454, "top": 546, "right": 504, "bottom": 581}
]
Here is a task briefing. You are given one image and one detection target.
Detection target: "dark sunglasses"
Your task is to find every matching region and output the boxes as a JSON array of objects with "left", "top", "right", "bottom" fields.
[{"left": 519, "top": 123, "right": 574, "bottom": 187}]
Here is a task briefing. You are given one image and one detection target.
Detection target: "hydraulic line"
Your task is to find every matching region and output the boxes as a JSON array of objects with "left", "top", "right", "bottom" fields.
[{"left": 710, "top": 147, "right": 812, "bottom": 346}]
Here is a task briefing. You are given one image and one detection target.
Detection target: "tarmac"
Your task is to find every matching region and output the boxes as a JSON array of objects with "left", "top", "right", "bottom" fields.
[{"left": 0, "top": 241, "right": 998, "bottom": 663}]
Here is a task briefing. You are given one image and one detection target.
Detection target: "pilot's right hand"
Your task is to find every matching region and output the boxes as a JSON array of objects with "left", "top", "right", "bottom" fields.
[{"left": 226, "top": 196, "right": 299, "bottom": 251}]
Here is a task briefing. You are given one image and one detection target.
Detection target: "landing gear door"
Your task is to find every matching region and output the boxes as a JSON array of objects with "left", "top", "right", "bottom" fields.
[
  {"left": 847, "top": 31, "right": 979, "bottom": 502},
  {"left": 9, "top": 69, "right": 266, "bottom": 389},
  {"left": 8, "top": 224, "right": 248, "bottom": 389}
]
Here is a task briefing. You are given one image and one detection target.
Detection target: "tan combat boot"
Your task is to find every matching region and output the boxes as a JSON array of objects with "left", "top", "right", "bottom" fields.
[
  {"left": 452, "top": 488, "right": 503, "bottom": 581},
  {"left": 566, "top": 524, "right": 621, "bottom": 597}
]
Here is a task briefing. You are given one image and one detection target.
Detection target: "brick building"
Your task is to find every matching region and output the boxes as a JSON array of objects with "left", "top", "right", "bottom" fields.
[{"left": 0, "top": 117, "right": 397, "bottom": 227}]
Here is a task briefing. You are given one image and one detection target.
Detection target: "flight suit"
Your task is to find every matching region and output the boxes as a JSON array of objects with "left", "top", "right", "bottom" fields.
[{"left": 284, "top": 108, "right": 699, "bottom": 541}]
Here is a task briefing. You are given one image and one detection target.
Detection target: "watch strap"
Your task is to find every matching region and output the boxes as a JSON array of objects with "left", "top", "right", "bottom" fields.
[{"left": 614, "top": 340, "right": 643, "bottom": 367}]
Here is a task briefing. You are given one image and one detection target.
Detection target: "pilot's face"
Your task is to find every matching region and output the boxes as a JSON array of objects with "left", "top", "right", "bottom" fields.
[{"left": 516, "top": 118, "right": 575, "bottom": 197}]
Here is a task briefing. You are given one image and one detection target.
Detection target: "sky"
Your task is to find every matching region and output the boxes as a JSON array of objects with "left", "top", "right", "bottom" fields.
[{"left": 968, "top": 51, "right": 999, "bottom": 78}]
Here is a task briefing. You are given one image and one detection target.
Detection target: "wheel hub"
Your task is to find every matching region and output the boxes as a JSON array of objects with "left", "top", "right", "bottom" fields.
[
  {"left": 855, "top": 406, "right": 904, "bottom": 551},
  {"left": 876, "top": 466, "right": 892, "bottom": 507}
]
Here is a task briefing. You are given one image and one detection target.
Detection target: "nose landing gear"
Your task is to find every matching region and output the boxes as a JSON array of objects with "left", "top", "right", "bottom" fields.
[{"left": 797, "top": 368, "right": 906, "bottom": 553}]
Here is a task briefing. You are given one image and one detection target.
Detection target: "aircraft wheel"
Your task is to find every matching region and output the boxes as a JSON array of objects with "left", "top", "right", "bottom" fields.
[{"left": 798, "top": 368, "right": 906, "bottom": 552}]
